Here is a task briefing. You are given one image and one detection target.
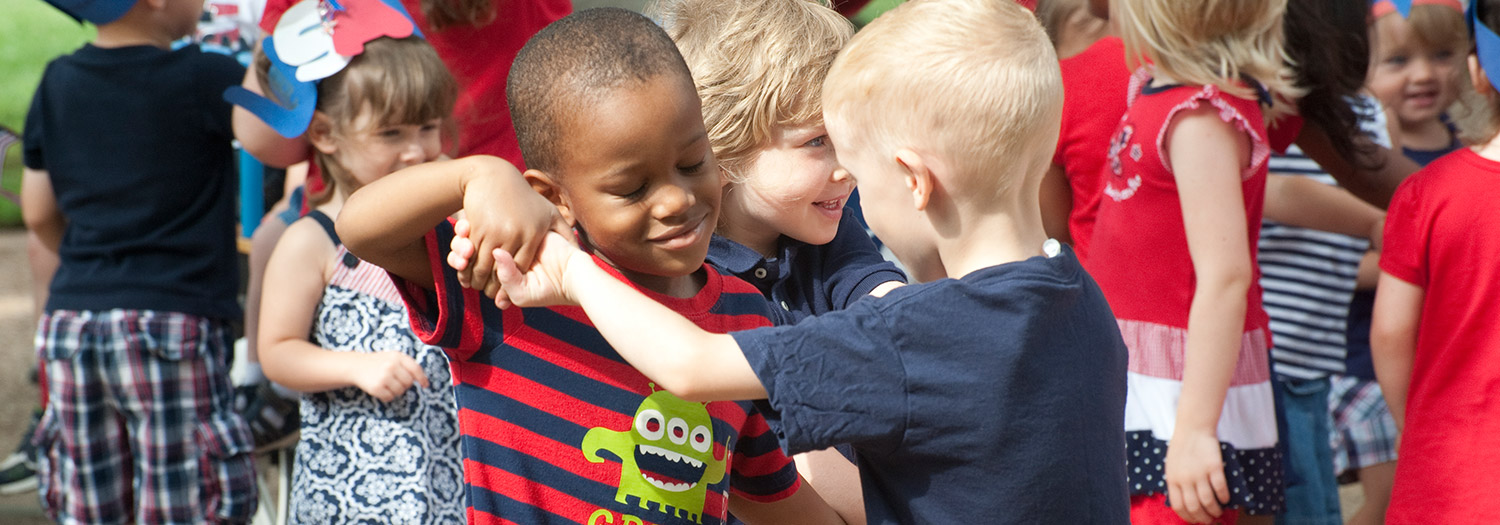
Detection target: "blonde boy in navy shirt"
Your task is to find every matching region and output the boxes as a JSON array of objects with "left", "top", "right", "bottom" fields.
[{"left": 484, "top": 0, "right": 1131, "bottom": 522}]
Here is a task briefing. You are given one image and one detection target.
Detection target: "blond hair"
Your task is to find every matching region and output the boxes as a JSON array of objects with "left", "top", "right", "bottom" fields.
[
  {"left": 824, "top": 0, "right": 1062, "bottom": 199},
  {"left": 653, "top": 0, "right": 853, "bottom": 181},
  {"left": 1114, "top": 0, "right": 1301, "bottom": 107}
]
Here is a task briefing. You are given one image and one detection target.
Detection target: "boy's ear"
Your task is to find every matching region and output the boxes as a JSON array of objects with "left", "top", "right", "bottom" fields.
[
  {"left": 894, "top": 148, "right": 934, "bottom": 212},
  {"left": 524, "top": 169, "right": 576, "bottom": 227},
  {"left": 307, "top": 112, "right": 338, "bottom": 155},
  {"left": 144, "top": 0, "right": 168, "bottom": 10}
]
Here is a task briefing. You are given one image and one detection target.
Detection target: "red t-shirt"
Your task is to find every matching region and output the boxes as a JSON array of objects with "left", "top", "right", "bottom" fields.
[
  {"left": 1053, "top": 36, "right": 1129, "bottom": 262},
  {"left": 260, "top": 0, "right": 567, "bottom": 167},
  {"left": 1379, "top": 147, "right": 1500, "bottom": 524}
]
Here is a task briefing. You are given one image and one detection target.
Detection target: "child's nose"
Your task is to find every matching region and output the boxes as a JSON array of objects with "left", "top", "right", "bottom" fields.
[
  {"left": 652, "top": 180, "right": 695, "bottom": 218},
  {"left": 832, "top": 166, "right": 852, "bottom": 183}
]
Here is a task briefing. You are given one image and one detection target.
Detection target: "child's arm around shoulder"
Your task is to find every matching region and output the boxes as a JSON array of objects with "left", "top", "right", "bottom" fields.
[
  {"left": 490, "top": 233, "right": 768, "bottom": 402},
  {"left": 338, "top": 155, "right": 562, "bottom": 291}
]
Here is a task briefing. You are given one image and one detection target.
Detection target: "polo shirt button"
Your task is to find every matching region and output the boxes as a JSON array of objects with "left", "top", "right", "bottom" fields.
[
  {"left": 780, "top": 301, "right": 790, "bottom": 311},
  {"left": 753, "top": 268, "right": 768, "bottom": 279}
]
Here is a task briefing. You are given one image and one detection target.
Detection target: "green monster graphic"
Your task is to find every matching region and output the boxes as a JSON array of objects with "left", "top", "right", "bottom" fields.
[{"left": 584, "top": 386, "right": 726, "bottom": 524}]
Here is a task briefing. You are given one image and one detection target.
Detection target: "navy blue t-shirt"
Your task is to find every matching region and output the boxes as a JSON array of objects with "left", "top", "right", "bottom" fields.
[
  {"left": 24, "top": 44, "right": 244, "bottom": 320},
  {"left": 733, "top": 246, "right": 1130, "bottom": 524},
  {"left": 707, "top": 206, "right": 906, "bottom": 325}
]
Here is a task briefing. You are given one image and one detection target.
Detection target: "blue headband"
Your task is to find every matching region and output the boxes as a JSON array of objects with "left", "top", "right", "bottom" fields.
[{"left": 1473, "top": 0, "right": 1500, "bottom": 93}]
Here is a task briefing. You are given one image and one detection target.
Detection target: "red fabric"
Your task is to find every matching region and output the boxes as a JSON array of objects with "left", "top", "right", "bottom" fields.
[
  {"left": 389, "top": 220, "right": 801, "bottom": 524},
  {"left": 1052, "top": 36, "right": 1129, "bottom": 262},
  {"left": 1130, "top": 494, "right": 1239, "bottom": 525},
  {"left": 1085, "top": 75, "right": 1272, "bottom": 334},
  {"left": 1266, "top": 113, "right": 1303, "bottom": 155},
  {"left": 1379, "top": 147, "right": 1500, "bottom": 524},
  {"left": 259, "top": 0, "right": 567, "bottom": 168}
]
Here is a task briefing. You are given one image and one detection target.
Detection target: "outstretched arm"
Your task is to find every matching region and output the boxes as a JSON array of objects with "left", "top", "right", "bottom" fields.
[
  {"left": 490, "top": 234, "right": 767, "bottom": 402},
  {"left": 1263, "top": 174, "right": 1385, "bottom": 240},
  {"left": 728, "top": 478, "right": 852, "bottom": 525},
  {"left": 338, "top": 155, "right": 559, "bottom": 290}
]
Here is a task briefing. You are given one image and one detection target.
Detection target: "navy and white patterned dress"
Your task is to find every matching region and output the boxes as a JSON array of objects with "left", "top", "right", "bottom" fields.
[{"left": 290, "top": 212, "right": 464, "bottom": 524}]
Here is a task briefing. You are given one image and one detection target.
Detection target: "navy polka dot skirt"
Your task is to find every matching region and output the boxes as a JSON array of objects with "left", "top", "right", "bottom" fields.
[{"left": 1126, "top": 430, "right": 1285, "bottom": 516}]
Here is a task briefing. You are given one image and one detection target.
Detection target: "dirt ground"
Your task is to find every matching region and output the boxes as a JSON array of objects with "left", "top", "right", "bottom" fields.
[{"left": 0, "top": 225, "right": 1375, "bottom": 522}]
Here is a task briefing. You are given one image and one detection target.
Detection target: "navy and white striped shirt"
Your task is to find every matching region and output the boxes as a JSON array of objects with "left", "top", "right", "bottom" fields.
[{"left": 1259, "top": 147, "right": 1371, "bottom": 380}]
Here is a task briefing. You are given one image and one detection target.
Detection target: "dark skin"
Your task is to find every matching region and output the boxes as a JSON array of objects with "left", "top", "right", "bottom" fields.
[{"left": 337, "top": 74, "right": 849, "bottom": 525}]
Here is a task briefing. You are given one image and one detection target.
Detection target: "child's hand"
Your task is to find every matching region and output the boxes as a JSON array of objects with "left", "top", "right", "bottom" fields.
[
  {"left": 349, "top": 351, "right": 430, "bottom": 403},
  {"left": 1164, "top": 430, "right": 1230, "bottom": 524},
  {"left": 446, "top": 218, "right": 479, "bottom": 284},
  {"left": 490, "top": 231, "right": 586, "bottom": 309},
  {"left": 458, "top": 171, "right": 571, "bottom": 299}
]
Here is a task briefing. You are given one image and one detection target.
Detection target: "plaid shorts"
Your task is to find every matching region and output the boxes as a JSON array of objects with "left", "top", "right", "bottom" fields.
[
  {"left": 1328, "top": 374, "right": 1399, "bottom": 478},
  {"left": 34, "top": 310, "right": 257, "bottom": 524}
]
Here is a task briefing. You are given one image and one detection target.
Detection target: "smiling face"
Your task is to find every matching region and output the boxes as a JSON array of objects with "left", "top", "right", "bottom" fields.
[
  {"left": 544, "top": 74, "right": 721, "bottom": 295},
  {"left": 1368, "top": 12, "right": 1466, "bottom": 130},
  {"left": 718, "top": 122, "right": 853, "bottom": 255}
]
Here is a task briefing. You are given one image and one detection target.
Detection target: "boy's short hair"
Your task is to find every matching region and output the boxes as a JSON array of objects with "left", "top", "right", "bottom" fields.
[
  {"left": 824, "top": 0, "right": 1062, "bottom": 199},
  {"left": 654, "top": 0, "right": 853, "bottom": 181},
  {"left": 508, "top": 7, "right": 694, "bottom": 174}
]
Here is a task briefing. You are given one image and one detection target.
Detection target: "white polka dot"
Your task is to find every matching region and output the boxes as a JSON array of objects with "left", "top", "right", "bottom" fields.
[
  {"left": 1146, "top": 475, "right": 1152, "bottom": 481},
  {"left": 1135, "top": 467, "right": 1141, "bottom": 473}
]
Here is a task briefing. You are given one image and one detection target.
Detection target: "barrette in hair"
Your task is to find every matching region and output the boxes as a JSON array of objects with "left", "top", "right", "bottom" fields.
[
  {"left": 222, "top": 0, "right": 421, "bottom": 138},
  {"left": 1371, "top": 0, "right": 1465, "bottom": 19}
]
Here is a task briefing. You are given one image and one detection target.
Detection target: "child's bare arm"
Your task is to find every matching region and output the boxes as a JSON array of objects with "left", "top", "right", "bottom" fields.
[
  {"left": 232, "top": 43, "right": 313, "bottom": 169},
  {"left": 21, "top": 168, "right": 65, "bottom": 251},
  {"left": 339, "top": 155, "right": 556, "bottom": 291},
  {"left": 1165, "top": 107, "right": 1254, "bottom": 524},
  {"left": 490, "top": 234, "right": 767, "bottom": 401},
  {"left": 1370, "top": 272, "right": 1423, "bottom": 431},
  {"left": 793, "top": 450, "right": 866, "bottom": 524},
  {"left": 260, "top": 220, "right": 430, "bottom": 400},
  {"left": 727, "top": 478, "right": 852, "bottom": 525},
  {"left": 1295, "top": 122, "right": 1417, "bottom": 210},
  {"left": 1264, "top": 174, "right": 1385, "bottom": 239}
]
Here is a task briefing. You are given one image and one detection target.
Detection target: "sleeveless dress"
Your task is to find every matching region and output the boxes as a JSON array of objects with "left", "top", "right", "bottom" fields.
[
  {"left": 1085, "top": 69, "right": 1285, "bottom": 515},
  {"left": 289, "top": 211, "right": 464, "bottom": 524}
]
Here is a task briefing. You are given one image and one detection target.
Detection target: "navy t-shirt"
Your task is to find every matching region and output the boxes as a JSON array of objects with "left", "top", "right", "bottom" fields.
[
  {"left": 707, "top": 206, "right": 906, "bottom": 325},
  {"left": 24, "top": 44, "right": 244, "bottom": 320},
  {"left": 733, "top": 246, "right": 1130, "bottom": 524}
]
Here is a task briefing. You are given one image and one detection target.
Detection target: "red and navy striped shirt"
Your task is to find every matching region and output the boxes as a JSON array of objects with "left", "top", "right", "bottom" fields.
[{"left": 392, "top": 220, "right": 800, "bottom": 525}]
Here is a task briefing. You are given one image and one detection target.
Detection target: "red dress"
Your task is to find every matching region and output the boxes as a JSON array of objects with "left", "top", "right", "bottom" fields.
[
  {"left": 1053, "top": 36, "right": 1130, "bottom": 262},
  {"left": 1086, "top": 70, "right": 1283, "bottom": 516},
  {"left": 1380, "top": 147, "right": 1500, "bottom": 524}
]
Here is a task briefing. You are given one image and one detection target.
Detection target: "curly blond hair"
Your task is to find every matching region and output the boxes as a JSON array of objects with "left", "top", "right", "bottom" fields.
[{"left": 652, "top": 0, "right": 853, "bottom": 182}]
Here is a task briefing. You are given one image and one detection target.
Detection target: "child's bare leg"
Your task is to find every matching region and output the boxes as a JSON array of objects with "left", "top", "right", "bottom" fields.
[{"left": 1347, "top": 462, "right": 1395, "bottom": 525}]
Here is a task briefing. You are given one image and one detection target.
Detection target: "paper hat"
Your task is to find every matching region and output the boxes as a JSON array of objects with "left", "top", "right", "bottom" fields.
[
  {"left": 1371, "top": 0, "right": 1465, "bottom": 19},
  {"left": 42, "top": 0, "right": 134, "bottom": 24},
  {"left": 1472, "top": 0, "right": 1500, "bottom": 93},
  {"left": 222, "top": 0, "right": 421, "bottom": 138}
]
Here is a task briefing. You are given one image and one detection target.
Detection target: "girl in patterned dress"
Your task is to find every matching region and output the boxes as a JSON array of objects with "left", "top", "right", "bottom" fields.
[
  {"left": 256, "top": 35, "right": 464, "bottom": 524},
  {"left": 1084, "top": 0, "right": 1302, "bottom": 523}
]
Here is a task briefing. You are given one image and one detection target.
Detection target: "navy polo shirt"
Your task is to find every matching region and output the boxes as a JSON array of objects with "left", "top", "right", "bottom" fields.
[
  {"left": 707, "top": 207, "right": 906, "bottom": 325},
  {"left": 24, "top": 44, "right": 244, "bottom": 320},
  {"left": 733, "top": 245, "right": 1131, "bottom": 524}
]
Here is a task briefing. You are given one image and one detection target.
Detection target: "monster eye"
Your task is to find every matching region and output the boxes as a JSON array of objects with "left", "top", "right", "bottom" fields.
[
  {"left": 690, "top": 425, "right": 711, "bottom": 453},
  {"left": 635, "top": 409, "right": 665, "bottom": 441},
  {"left": 667, "top": 418, "right": 689, "bottom": 445}
]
